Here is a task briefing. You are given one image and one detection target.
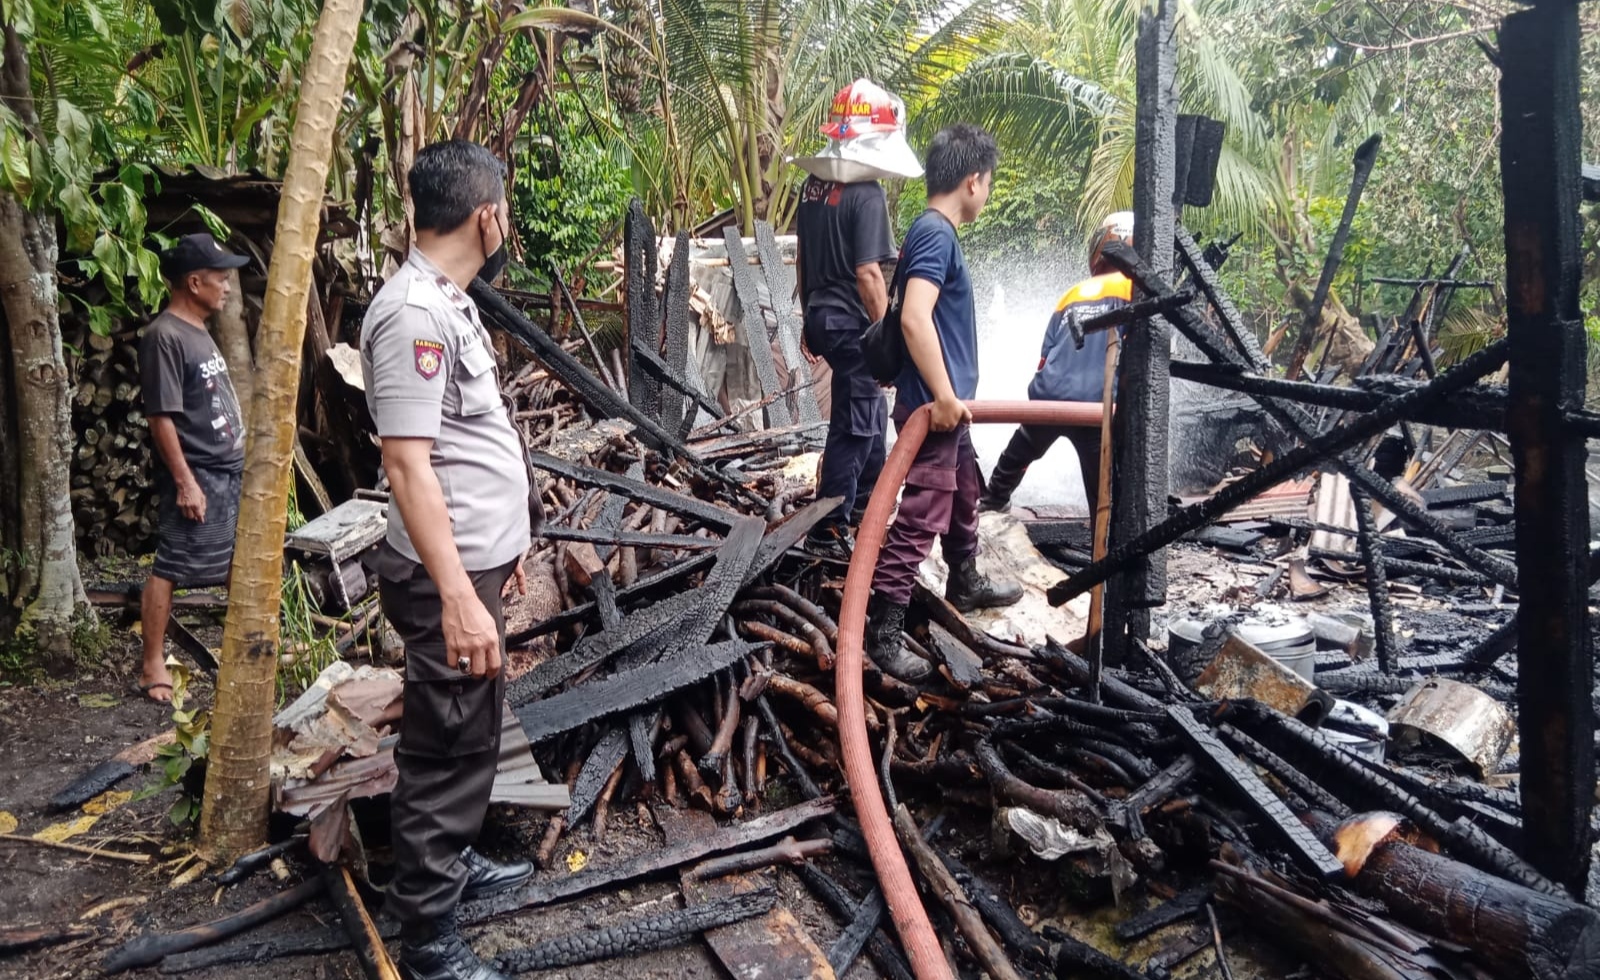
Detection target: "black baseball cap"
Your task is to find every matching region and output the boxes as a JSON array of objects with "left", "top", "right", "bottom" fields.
[{"left": 161, "top": 233, "right": 250, "bottom": 281}]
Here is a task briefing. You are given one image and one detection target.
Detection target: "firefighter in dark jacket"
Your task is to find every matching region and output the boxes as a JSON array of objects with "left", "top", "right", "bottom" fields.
[{"left": 981, "top": 212, "right": 1134, "bottom": 515}]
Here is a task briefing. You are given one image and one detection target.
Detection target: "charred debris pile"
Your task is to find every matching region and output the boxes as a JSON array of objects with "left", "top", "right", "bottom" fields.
[{"left": 46, "top": 195, "right": 1600, "bottom": 980}]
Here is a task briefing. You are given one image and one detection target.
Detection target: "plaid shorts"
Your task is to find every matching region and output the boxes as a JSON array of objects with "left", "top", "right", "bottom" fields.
[{"left": 152, "top": 466, "right": 242, "bottom": 588}]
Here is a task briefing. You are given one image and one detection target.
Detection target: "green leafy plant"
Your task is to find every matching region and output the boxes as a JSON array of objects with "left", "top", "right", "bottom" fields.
[{"left": 135, "top": 658, "right": 211, "bottom": 827}]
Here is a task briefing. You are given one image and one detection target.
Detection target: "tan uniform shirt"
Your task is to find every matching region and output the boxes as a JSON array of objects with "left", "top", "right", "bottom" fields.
[{"left": 361, "top": 250, "right": 531, "bottom": 571}]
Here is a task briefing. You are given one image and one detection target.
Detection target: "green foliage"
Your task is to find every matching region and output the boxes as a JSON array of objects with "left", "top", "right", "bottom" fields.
[
  {"left": 512, "top": 113, "right": 633, "bottom": 279},
  {"left": 134, "top": 658, "right": 211, "bottom": 827},
  {"left": 276, "top": 560, "right": 342, "bottom": 704}
]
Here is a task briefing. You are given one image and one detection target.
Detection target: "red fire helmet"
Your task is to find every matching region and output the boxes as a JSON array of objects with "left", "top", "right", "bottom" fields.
[{"left": 819, "top": 79, "right": 904, "bottom": 140}]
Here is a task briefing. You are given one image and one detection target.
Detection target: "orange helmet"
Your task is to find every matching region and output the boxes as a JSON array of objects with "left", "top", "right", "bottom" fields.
[
  {"left": 1087, "top": 211, "right": 1135, "bottom": 275},
  {"left": 819, "top": 79, "right": 905, "bottom": 140}
]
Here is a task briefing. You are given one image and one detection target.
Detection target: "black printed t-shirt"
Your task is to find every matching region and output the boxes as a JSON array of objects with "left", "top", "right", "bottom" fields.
[
  {"left": 139, "top": 311, "right": 246, "bottom": 472},
  {"left": 796, "top": 176, "right": 895, "bottom": 322}
]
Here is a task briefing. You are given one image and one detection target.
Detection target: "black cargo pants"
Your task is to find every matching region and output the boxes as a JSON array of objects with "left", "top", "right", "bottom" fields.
[{"left": 377, "top": 553, "right": 517, "bottom": 928}]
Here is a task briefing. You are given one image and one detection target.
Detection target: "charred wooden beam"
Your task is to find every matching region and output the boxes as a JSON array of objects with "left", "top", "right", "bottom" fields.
[
  {"left": 1047, "top": 336, "right": 1513, "bottom": 606},
  {"left": 1307, "top": 810, "right": 1600, "bottom": 980},
  {"left": 893, "top": 803, "right": 1027, "bottom": 980},
  {"left": 461, "top": 797, "right": 835, "bottom": 923},
  {"left": 471, "top": 279, "right": 690, "bottom": 465},
  {"left": 1288, "top": 133, "right": 1382, "bottom": 381},
  {"left": 322, "top": 865, "right": 400, "bottom": 980},
  {"left": 528, "top": 453, "right": 741, "bottom": 531},
  {"left": 625, "top": 200, "right": 663, "bottom": 420},
  {"left": 569, "top": 728, "right": 630, "bottom": 826},
  {"left": 513, "top": 640, "right": 759, "bottom": 744},
  {"left": 0, "top": 924, "right": 96, "bottom": 957},
  {"left": 1113, "top": 885, "right": 1209, "bottom": 942},
  {"left": 794, "top": 863, "right": 916, "bottom": 980},
  {"left": 827, "top": 886, "right": 886, "bottom": 978},
  {"left": 938, "top": 850, "right": 1052, "bottom": 971},
  {"left": 722, "top": 228, "right": 790, "bottom": 426},
  {"left": 1174, "top": 227, "right": 1268, "bottom": 371},
  {"left": 496, "top": 889, "right": 779, "bottom": 974},
  {"left": 1242, "top": 708, "right": 1564, "bottom": 896},
  {"left": 102, "top": 877, "right": 324, "bottom": 974},
  {"left": 1166, "top": 707, "right": 1344, "bottom": 879},
  {"left": 1351, "top": 486, "right": 1401, "bottom": 674},
  {"left": 1500, "top": 0, "right": 1594, "bottom": 897},
  {"left": 47, "top": 759, "right": 135, "bottom": 813},
  {"left": 543, "top": 525, "right": 719, "bottom": 552},
  {"left": 659, "top": 230, "right": 691, "bottom": 434},
  {"left": 507, "top": 553, "right": 715, "bottom": 645},
  {"left": 1099, "top": 239, "right": 1521, "bottom": 590},
  {"left": 755, "top": 221, "right": 822, "bottom": 426},
  {"left": 1109, "top": 0, "right": 1179, "bottom": 654},
  {"left": 1167, "top": 360, "right": 1507, "bottom": 430}
]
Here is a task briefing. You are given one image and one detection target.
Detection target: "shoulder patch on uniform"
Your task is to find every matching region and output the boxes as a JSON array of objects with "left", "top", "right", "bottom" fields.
[{"left": 414, "top": 339, "right": 445, "bottom": 380}]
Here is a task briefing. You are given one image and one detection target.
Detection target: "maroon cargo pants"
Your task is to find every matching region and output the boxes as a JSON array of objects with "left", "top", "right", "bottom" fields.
[{"left": 871, "top": 403, "right": 982, "bottom": 606}]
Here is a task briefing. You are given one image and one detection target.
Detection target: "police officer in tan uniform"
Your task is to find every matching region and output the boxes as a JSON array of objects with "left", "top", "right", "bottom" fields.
[{"left": 361, "top": 140, "right": 539, "bottom": 980}]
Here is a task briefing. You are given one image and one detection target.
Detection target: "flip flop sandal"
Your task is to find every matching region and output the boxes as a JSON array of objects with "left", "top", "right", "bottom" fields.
[{"left": 134, "top": 681, "right": 173, "bottom": 703}]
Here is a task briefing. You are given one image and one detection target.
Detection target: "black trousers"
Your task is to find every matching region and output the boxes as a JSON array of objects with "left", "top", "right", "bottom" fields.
[
  {"left": 987, "top": 424, "right": 1104, "bottom": 515},
  {"left": 378, "top": 557, "right": 516, "bottom": 929},
  {"left": 804, "top": 307, "right": 887, "bottom": 527}
]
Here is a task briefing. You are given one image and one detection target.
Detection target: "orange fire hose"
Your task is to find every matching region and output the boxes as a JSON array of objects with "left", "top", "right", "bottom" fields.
[{"left": 836, "top": 398, "right": 1105, "bottom": 980}]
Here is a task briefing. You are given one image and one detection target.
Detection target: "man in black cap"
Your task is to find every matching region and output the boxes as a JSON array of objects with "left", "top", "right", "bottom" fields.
[{"left": 136, "top": 232, "right": 250, "bottom": 702}]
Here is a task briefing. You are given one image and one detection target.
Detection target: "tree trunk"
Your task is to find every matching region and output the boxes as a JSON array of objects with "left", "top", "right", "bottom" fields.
[
  {"left": 213, "top": 268, "right": 255, "bottom": 432},
  {"left": 198, "top": 0, "right": 364, "bottom": 863},
  {"left": 0, "top": 25, "right": 91, "bottom": 664}
]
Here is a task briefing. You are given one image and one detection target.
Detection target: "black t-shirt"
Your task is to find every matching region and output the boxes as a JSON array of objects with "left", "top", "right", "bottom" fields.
[
  {"left": 796, "top": 176, "right": 895, "bottom": 322},
  {"left": 139, "top": 311, "right": 246, "bottom": 472}
]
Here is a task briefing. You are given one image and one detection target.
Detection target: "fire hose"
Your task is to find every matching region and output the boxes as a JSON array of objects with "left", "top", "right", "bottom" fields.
[{"left": 836, "top": 399, "right": 1105, "bottom": 980}]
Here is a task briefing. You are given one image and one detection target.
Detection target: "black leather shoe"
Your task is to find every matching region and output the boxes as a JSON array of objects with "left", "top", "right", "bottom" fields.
[
  {"left": 460, "top": 847, "right": 533, "bottom": 901},
  {"left": 945, "top": 556, "right": 1022, "bottom": 612},
  {"left": 866, "top": 595, "right": 931, "bottom": 682},
  {"left": 978, "top": 493, "right": 1011, "bottom": 513},
  {"left": 399, "top": 918, "right": 509, "bottom": 980}
]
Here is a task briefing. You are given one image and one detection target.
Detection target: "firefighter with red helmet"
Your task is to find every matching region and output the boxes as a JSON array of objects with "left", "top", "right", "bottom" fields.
[
  {"left": 793, "top": 80, "right": 922, "bottom": 559},
  {"left": 981, "top": 212, "right": 1135, "bottom": 516}
]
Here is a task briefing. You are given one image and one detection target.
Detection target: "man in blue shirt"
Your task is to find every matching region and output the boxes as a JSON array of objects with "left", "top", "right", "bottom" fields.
[
  {"left": 867, "top": 124, "right": 1021, "bottom": 681},
  {"left": 981, "top": 213, "right": 1134, "bottom": 515}
]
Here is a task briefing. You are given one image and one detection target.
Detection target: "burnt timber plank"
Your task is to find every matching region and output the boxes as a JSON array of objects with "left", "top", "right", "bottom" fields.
[
  {"left": 513, "top": 639, "right": 758, "bottom": 743},
  {"left": 661, "top": 231, "right": 692, "bottom": 435},
  {"left": 506, "top": 504, "right": 835, "bottom": 706},
  {"left": 620, "top": 516, "right": 765, "bottom": 671},
  {"left": 658, "top": 806, "right": 835, "bottom": 980},
  {"left": 508, "top": 552, "right": 715, "bottom": 644},
  {"left": 722, "top": 228, "right": 791, "bottom": 426},
  {"left": 626, "top": 200, "right": 663, "bottom": 420},
  {"left": 1167, "top": 706, "right": 1344, "bottom": 879},
  {"left": 543, "top": 526, "right": 719, "bottom": 552},
  {"left": 506, "top": 586, "right": 709, "bottom": 707},
  {"left": 754, "top": 221, "right": 822, "bottom": 426},
  {"left": 1112, "top": 0, "right": 1178, "bottom": 657},
  {"left": 470, "top": 278, "right": 709, "bottom": 468},
  {"left": 528, "top": 452, "right": 741, "bottom": 531},
  {"left": 461, "top": 797, "right": 837, "bottom": 923},
  {"left": 568, "top": 728, "right": 630, "bottom": 826},
  {"left": 495, "top": 890, "right": 779, "bottom": 973},
  {"left": 1501, "top": 2, "right": 1593, "bottom": 896}
]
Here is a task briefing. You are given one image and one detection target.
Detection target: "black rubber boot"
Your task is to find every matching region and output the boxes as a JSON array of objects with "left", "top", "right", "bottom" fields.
[
  {"left": 803, "top": 523, "right": 854, "bottom": 562},
  {"left": 945, "top": 556, "right": 1022, "bottom": 612},
  {"left": 460, "top": 846, "right": 533, "bottom": 901},
  {"left": 399, "top": 917, "right": 509, "bottom": 980},
  {"left": 866, "top": 596, "right": 931, "bottom": 682}
]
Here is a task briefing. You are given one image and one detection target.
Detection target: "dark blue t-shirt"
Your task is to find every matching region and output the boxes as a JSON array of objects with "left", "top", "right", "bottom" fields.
[{"left": 893, "top": 210, "right": 978, "bottom": 411}]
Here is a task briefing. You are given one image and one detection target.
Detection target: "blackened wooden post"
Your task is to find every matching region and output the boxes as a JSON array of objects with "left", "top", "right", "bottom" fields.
[
  {"left": 625, "top": 199, "right": 662, "bottom": 420},
  {"left": 1108, "top": 0, "right": 1176, "bottom": 660},
  {"left": 661, "top": 231, "right": 693, "bottom": 437},
  {"left": 1501, "top": 0, "right": 1592, "bottom": 896}
]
